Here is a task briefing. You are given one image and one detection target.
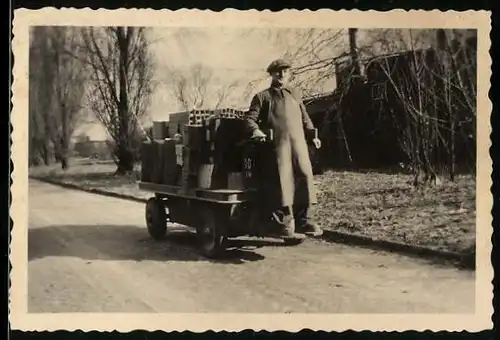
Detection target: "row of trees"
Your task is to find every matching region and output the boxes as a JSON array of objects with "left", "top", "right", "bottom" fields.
[
  {"left": 29, "top": 26, "right": 155, "bottom": 174},
  {"left": 29, "top": 27, "right": 86, "bottom": 169},
  {"left": 29, "top": 26, "right": 245, "bottom": 174}
]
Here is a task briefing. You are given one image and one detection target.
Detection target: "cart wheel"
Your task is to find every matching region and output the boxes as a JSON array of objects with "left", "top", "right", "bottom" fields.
[
  {"left": 145, "top": 197, "right": 167, "bottom": 240},
  {"left": 283, "top": 233, "right": 306, "bottom": 246},
  {"left": 283, "top": 237, "right": 305, "bottom": 246},
  {"left": 196, "top": 207, "right": 227, "bottom": 259}
]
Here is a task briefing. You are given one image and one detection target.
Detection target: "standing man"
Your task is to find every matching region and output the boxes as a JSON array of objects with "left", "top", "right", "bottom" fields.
[{"left": 244, "top": 58, "right": 323, "bottom": 237}]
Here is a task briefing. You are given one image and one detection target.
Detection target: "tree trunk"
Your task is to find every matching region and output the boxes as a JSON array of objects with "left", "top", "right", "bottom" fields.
[
  {"left": 116, "top": 148, "right": 135, "bottom": 175},
  {"left": 61, "top": 156, "right": 69, "bottom": 170},
  {"left": 30, "top": 143, "right": 41, "bottom": 166},
  {"left": 59, "top": 143, "right": 70, "bottom": 170},
  {"left": 40, "top": 143, "right": 50, "bottom": 165},
  {"left": 115, "top": 27, "right": 134, "bottom": 175},
  {"left": 60, "top": 103, "right": 70, "bottom": 170},
  {"left": 348, "top": 28, "right": 361, "bottom": 76},
  {"left": 449, "top": 114, "right": 456, "bottom": 181}
]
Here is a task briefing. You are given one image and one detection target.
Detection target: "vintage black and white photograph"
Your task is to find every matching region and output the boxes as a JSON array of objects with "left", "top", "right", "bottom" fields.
[{"left": 10, "top": 8, "right": 492, "bottom": 333}]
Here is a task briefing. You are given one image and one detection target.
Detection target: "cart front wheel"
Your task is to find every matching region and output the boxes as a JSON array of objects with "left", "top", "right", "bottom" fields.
[
  {"left": 145, "top": 197, "right": 167, "bottom": 240},
  {"left": 196, "top": 208, "right": 227, "bottom": 259}
]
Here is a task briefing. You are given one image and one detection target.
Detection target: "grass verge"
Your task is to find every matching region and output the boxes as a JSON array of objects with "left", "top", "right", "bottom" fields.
[{"left": 312, "top": 170, "right": 475, "bottom": 257}]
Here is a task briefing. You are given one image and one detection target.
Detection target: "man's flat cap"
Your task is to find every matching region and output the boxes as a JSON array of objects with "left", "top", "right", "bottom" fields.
[{"left": 266, "top": 59, "right": 292, "bottom": 73}]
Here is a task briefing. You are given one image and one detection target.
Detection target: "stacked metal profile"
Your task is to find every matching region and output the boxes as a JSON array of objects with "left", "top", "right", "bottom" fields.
[
  {"left": 205, "top": 115, "right": 247, "bottom": 190},
  {"left": 188, "top": 108, "right": 245, "bottom": 125},
  {"left": 140, "top": 139, "right": 178, "bottom": 185},
  {"left": 177, "top": 109, "right": 245, "bottom": 191},
  {"left": 178, "top": 124, "right": 206, "bottom": 193},
  {"left": 142, "top": 108, "right": 248, "bottom": 191},
  {"left": 140, "top": 120, "right": 177, "bottom": 185}
]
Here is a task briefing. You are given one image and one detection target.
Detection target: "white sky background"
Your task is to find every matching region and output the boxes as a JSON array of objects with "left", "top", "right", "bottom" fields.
[
  {"left": 148, "top": 27, "right": 282, "bottom": 119},
  {"left": 75, "top": 27, "right": 456, "bottom": 140},
  {"left": 146, "top": 27, "right": 346, "bottom": 120}
]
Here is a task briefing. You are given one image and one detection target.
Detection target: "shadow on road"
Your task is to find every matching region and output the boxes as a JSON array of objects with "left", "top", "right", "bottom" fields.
[{"left": 27, "top": 224, "right": 294, "bottom": 264}]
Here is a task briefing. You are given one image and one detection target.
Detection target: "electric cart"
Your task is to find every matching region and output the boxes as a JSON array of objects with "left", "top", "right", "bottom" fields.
[{"left": 138, "top": 112, "right": 307, "bottom": 258}]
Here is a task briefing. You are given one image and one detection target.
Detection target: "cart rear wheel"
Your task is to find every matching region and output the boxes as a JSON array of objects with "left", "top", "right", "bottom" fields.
[
  {"left": 196, "top": 207, "right": 227, "bottom": 258},
  {"left": 283, "top": 237, "right": 305, "bottom": 246},
  {"left": 145, "top": 197, "right": 167, "bottom": 240}
]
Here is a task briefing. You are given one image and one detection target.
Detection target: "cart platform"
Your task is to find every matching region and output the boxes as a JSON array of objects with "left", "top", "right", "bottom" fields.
[{"left": 138, "top": 181, "right": 257, "bottom": 204}]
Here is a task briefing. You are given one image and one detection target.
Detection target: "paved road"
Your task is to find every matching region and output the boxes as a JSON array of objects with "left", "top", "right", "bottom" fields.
[{"left": 28, "top": 179, "right": 475, "bottom": 313}]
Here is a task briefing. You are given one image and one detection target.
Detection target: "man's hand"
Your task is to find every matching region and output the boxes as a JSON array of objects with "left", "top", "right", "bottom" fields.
[
  {"left": 251, "top": 129, "right": 267, "bottom": 142},
  {"left": 312, "top": 138, "right": 322, "bottom": 149}
]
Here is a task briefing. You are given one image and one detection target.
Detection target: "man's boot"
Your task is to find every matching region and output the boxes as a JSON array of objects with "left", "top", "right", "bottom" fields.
[
  {"left": 271, "top": 208, "right": 295, "bottom": 237},
  {"left": 295, "top": 206, "right": 323, "bottom": 236}
]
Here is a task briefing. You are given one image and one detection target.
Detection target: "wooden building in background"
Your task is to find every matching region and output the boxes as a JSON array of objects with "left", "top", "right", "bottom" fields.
[{"left": 303, "top": 30, "right": 477, "bottom": 171}]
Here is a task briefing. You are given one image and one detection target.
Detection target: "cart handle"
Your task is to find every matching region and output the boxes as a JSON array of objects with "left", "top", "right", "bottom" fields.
[{"left": 236, "top": 128, "right": 274, "bottom": 147}]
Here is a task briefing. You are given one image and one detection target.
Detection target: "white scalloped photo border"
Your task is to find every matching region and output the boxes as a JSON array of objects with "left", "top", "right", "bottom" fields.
[{"left": 9, "top": 7, "right": 493, "bottom": 333}]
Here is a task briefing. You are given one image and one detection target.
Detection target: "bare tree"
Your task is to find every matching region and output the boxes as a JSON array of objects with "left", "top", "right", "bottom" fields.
[
  {"left": 168, "top": 63, "right": 211, "bottom": 110},
  {"left": 236, "top": 28, "right": 346, "bottom": 102},
  {"left": 165, "top": 63, "right": 241, "bottom": 111},
  {"left": 365, "top": 29, "right": 477, "bottom": 185},
  {"left": 360, "top": 28, "right": 437, "bottom": 57},
  {"left": 214, "top": 79, "right": 240, "bottom": 109},
  {"left": 29, "top": 26, "right": 87, "bottom": 169},
  {"left": 50, "top": 27, "right": 88, "bottom": 169},
  {"left": 78, "top": 27, "right": 155, "bottom": 175},
  {"left": 29, "top": 27, "right": 50, "bottom": 166},
  {"left": 270, "top": 28, "right": 345, "bottom": 97}
]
